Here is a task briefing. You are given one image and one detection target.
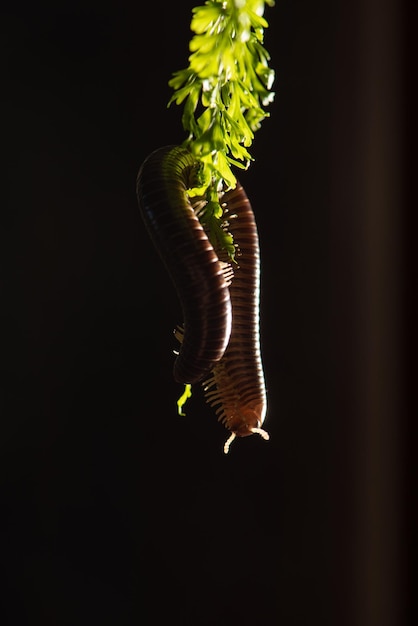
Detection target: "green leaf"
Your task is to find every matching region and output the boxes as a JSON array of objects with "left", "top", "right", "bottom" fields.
[
  {"left": 177, "top": 384, "right": 192, "bottom": 416},
  {"left": 191, "top": 4, "right": 223, "bottom": 34}
]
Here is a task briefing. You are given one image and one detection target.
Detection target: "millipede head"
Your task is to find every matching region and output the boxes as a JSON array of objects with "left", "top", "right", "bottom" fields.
[
  {"left": 223, "top": 426, "right": 270, "bottom": 454},
  {"left": 224, "top": 404, "right": 269, "bottom": 451}
]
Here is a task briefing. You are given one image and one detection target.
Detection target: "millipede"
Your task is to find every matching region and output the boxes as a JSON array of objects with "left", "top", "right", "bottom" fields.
[{"left": 136, "top": 144, "right": 269, "bottom": 452}]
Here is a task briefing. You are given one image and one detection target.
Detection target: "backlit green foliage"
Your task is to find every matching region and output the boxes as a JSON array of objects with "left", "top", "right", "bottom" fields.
[{"left": 168, "top": 0, "right": 275, "bottom": 257}]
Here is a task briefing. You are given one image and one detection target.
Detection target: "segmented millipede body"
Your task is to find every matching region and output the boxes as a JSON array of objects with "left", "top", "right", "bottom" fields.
[
  {"left": 136, "top": 145, "right": 232, "bottom": 385},
  {"left": 202, "top": 183, "right": 268, "bottom": 453},
  {"left": 136, "top": 144, "right": 268, "bottom": 451}
]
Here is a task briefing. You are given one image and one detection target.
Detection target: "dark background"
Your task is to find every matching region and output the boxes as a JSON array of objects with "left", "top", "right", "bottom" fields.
[{"left": 1, "top": 1, "right": 413, "bottom": 625}]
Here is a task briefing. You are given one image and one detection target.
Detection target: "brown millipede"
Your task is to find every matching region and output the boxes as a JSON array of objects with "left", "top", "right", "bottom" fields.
[
  {"left": 202, "top": 182, "right": 269, "bottom": 453},
  {"left": 136, "top": 145, "right": 232, "bottom": 385},
  {"left": 136, "top": 144, "right": 268, "bottom": 452}
]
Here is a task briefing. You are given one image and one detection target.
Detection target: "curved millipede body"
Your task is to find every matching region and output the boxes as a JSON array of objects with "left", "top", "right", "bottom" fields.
[
  {"left": 136, "top": 145, "right": 268, "bottom": 451},
  {"left": 136, "top": 145, "right": 232, "bottom": 385}
]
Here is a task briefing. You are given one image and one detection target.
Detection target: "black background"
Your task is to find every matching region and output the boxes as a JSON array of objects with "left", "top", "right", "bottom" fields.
[{"left": 1, "top": 1, "right": 413, "bottom": 625}]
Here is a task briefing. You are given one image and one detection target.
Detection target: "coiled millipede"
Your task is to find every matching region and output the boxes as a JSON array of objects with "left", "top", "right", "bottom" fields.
[{"left": 136, "top": 145, "right": 269, "bottom": 453}]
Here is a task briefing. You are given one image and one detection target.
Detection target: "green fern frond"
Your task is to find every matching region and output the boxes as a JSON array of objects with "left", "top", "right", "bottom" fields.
[{"left": 168, "top": 0, "right": 275, "bottom": 260}]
